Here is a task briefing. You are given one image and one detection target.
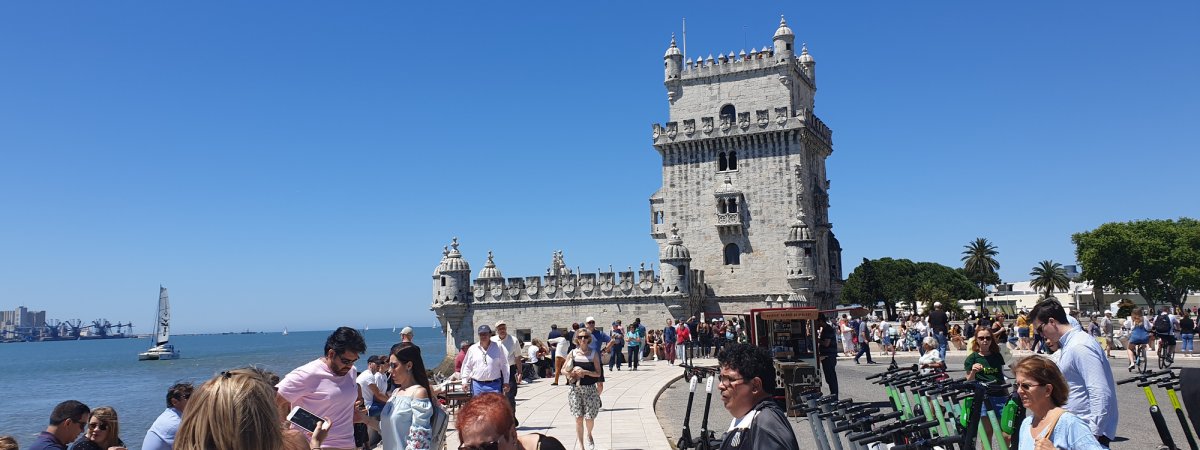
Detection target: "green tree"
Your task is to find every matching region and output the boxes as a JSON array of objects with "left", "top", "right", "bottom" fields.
[
  {"left": 1073, "top": 218, "right": 1200, "bottom": 311},
  {"left": 1029, "top": 260, "right": 1071, "bottom": 299},
  {"left": 961, "top": 238, "right": 1001, "bottom": 311},
  {"left": 842, "top": 258, "right": 982, "bottom": 318}
]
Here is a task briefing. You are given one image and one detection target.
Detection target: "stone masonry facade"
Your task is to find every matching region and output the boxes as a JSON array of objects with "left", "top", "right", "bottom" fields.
[{"left": 431, "top": 17, "right": 843, "bottom": 363}]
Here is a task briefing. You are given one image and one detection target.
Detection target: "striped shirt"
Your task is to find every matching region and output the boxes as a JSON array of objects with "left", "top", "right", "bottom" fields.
[{"left": 1055, "top": 328, "right": 1119, "bottom": 439}]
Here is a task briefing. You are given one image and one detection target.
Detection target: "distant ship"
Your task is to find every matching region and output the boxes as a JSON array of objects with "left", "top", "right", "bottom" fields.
[{"left": 138, "top": 286, "right": 180, "bottom": 361}]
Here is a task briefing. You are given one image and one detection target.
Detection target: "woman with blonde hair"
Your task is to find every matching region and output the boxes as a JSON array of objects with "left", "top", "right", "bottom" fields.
[
  {"left": 1014, "top": 356, "right": 1104, "bottom": 449},
  {"left": 74, "top": 406, "right": 126, "bottom": 450},
  {"left": 176, "top": 368, "right": 329, "bottom": 450}
]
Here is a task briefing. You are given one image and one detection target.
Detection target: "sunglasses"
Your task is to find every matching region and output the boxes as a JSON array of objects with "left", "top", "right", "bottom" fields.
[
  {"left": 1014, "top": 382, "right": 1045, "bottom": 391},
  {"left": 87, "top": 422, "right": 109, "bottom": 431},
  {"left": 459, "top": 441, "right": 500, "bottom": 450}
]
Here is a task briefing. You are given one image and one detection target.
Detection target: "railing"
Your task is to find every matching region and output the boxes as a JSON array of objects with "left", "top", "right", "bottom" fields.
[{"left": 717, "top": 213, "right": 742, "bottom": 225}]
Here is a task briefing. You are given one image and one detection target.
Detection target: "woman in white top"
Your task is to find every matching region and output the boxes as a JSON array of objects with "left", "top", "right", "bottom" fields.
[
  {"left": 917, "top": 336, "right": 944, "bottom": 375},
  {"left": 381, "top": 344, "right": 437, "bottom": 450}
]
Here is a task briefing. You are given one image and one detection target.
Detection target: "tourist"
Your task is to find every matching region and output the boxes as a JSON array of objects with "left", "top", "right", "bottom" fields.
[
  {"left": 634, "top": 318, "right": 648, "bottom": 362},
  {"left": 0, "top": 436, "right": 16, "bottom": 450},
  {"left": 1124, "top": 308, "right": 1152, "bottom": 369},
  {"left": 1153, "top": 307, "right": 1177, "bottom": 361},
  {"left": 357, "top": 355, "right": 388, "bottom": 417},
  {"left": 565, "top": 329, "right": 604, "bottom": 450},
  {"left": 606, "top": 321, "right": 625, "bottom": 371},
  {"left": 548, "top": 331, "right": 571, "bottom": 385},
  {"left": 583, "top": 317, "right": 610, "bottom": 394},
  {"left": 527, "top": 339, "right": 552, "bottom": 380},
  {"left": 1028, "top": 298, "right": 1118, "bottom": 446},
  {"left": 399, "top": 326, "right": 415, "bottom": 345},
  {"left": 29, "top": 400, "right": 90, "bottom": 450},
  {"left": 547, "top": 324, "right": 563, "bottom": 360},
  {"left": 716, "top": 344, "right": 800, "bottom": 450},
  {"left": 698, "top": 321, "right": 713, "bottom": 358},
  {"left": 928, "top": 302, "right": 950, "bottom": 360},
  {"left": 454, "top": 340, "right": 470, "bottom": 374},
  {"left": 380, "top": 344, "right": 446, "bottom": 450},
  {"left": 1101, "top": 311, "right": 1115, "bottom": 358},
  {"left": 648, "top": 329, "right": 663, "bottom": 360},
  {"left": 816, "top": 313, "right": 839, "bottom": 396},
  {"left": 965, "top": 327, "right": 1007, "bottom": 441},
  {"left": 918, "top": 336, "right": 944, "bottom": 376},
  {"left": 1181, "top": 310, "right": 1195, "bottom": 357},
  {"left": 712, "top": 319, "right": 726, "bottom": 358},
  {"left": 276, "top": 326, "right": 366, "bottom": 450},
  {"left": 72, "top": 406, "right": 125, "bottom": 450},
  {"left": 462, "top": 324, "right": 511, "bottom": 397},
  {"left": 456, "top": 393, "right": 566, "bottom": 450},
  {"left": 676, "top": 319, "right": 692, "bottom": 365},
  {"left": 838, "top": 315, "right": 854, "bottom": 356},
  {"left": 141, "top": 382, "right": 193, "bottom": 450},
  {"left": 178, "top": 368, "right": 330, "bottom": 450},
  {"left": 853, "top": 315, "right": 877, "bottom": 364},
  {"left": 663, "top": 318, "right": 677, "bottom": 365},
  {"left": 625, "top": 323, "right": 642, "bottom": 370},
  {"left": 1013, "top": 356, "right": 1106, "bottom": 450},
  {"left": 491, "top": 321, "right": 524, "bottom": 420}
]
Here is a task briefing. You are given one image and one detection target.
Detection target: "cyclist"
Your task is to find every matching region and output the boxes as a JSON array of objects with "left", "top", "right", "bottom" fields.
[
  {"left": 1124, "top": 309, "right": 1152, "bottom": 371},
  {"left": 1151, "top": 307, "right": 1176, "bottom": 366}
]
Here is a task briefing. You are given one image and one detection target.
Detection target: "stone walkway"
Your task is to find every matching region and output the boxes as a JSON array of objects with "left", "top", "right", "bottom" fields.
[{"left": 443, "top": 358, "right": 683, "bottom": 450}]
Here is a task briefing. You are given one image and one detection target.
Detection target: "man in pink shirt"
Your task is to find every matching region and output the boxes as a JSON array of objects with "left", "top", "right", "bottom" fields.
[{"left": 276, "top": 326, "right": 367, "bottom": 450}]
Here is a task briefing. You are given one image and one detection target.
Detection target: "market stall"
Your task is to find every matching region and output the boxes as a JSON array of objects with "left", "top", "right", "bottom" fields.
[{"left": 746, "top": 307, "right": 821, "bottom": 416}]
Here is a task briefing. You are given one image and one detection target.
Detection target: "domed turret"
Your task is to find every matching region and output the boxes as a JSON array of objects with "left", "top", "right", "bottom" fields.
[
  {"left": 664, "top": 34, "right": 684, "bottom": 101},
  {"left": 435, "top": 238, "right": 471, "bottom": 304},
  {"left": 799, "top": 43, "right": 815, "bottom": 82},
  {"left": 659, "top": 224, "right": 691, "bottom": 294},
  {"left": 477, "top": 251, "right": 504, "bottom": 281},
  {"left": 773, "top": 15, "right": 796, "bottom": 61},
  {"left": 784, "top": 213, "right": 816, "bottom": 300},
  {"left": 441, "top": 238, "right": 471, "bottom": 273}
]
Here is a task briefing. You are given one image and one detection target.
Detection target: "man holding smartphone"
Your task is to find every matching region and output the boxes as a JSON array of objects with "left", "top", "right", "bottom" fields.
[{"left": 277, "top": 326, "right": 367, "bottom": 450}]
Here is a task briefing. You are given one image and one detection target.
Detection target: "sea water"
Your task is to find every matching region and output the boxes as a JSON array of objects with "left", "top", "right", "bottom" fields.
[{"left": 0, "top": 328, "right": 446, "bottom": 449}]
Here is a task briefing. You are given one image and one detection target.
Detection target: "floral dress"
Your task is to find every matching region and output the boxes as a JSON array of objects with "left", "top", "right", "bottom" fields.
[{"left": 381, "top": 394, "right": 433, "bottom": 450}]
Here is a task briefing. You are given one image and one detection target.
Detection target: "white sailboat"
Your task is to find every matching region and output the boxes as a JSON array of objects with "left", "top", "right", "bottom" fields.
[
  {"left": 138, "top": 286, "right": 180, "bottom": 361},
  {"left": 282, "top": 327, "right": 289, "bottom": 336}
]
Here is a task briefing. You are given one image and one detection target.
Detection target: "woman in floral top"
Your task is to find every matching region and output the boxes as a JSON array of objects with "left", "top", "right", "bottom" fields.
[{"left": 382, "top": 345, "right": 440, "bottom": 450}]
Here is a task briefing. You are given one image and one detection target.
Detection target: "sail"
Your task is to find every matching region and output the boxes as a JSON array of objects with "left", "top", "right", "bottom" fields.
[{"left": 155, "top": 286, "right": 171, "bottom": 346}]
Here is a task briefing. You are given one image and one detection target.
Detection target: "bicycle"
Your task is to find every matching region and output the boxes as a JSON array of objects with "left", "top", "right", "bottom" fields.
[
  {"left": 1132, "top": 342, "right": 1149, "bottom": 373},
  {"left": 1158, "top": 334, "right": 1176, "bottom": 369}
]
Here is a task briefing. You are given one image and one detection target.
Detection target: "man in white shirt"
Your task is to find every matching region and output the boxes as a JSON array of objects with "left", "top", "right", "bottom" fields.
[
  {"left": 548, "top": 332, "right": 571, "bottom": 385},
  {"left": 1029, "top": 299, "right": 1118, "bottom": 447},
  {"left": 492, "top": 321, "right": 523, "bottom": 424},
  {"left": 356, "top": 355, "right": 388, "bottom": 416},
  {"left": 461, "top": 324, "right": 510, "bottom": 397}
]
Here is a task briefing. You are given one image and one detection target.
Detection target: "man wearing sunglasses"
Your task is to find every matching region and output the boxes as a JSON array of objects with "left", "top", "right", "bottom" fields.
[
  {"left": 276, "top": 326, "right": 368, "bottom": 450},
  {"left": 28, "top": 400, "right": 90, "bottom": 450},
  {"left": 716, "top": 344, "right": 799, "bottom": 450},
  {"left": 141, "top": 382, "right": 193, "bottom": 450},
  {"left": 1029, "top": 298, "right": 1118, "bottom": 447}
]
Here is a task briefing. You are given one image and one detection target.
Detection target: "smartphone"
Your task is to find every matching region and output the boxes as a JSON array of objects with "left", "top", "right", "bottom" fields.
[{"left": 287, "top": 406, "right": 322, "bottom": 433}]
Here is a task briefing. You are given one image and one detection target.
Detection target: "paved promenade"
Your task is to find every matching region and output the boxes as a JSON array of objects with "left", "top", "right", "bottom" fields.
[{"left": 443, "top": 358, "right": 684, "bottom": 450}]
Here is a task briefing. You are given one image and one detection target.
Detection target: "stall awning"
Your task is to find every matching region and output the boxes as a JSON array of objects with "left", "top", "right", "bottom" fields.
[{"left": 755, "top": 309, "right": 819, "bottom": 321}]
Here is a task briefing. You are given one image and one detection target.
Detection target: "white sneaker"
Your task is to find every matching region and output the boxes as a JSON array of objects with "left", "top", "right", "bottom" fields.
[{"left": 588, "top": 436, "right": 596, "bottom": 450}]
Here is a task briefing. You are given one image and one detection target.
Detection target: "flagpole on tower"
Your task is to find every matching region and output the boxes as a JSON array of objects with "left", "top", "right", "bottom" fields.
[{"left": 682, "top": 18, "right": 688, "bottom": 62}]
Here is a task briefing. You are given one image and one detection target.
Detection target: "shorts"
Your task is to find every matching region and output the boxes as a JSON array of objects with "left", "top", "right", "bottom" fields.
[
  {"left": 1017, "top": 327, "right": 1029, "bottom": 338},
  {"left": 1158, "top": 334, "right": 1177, "bottom": 346},
  {"left": 883, "top": 336, "right": 893, "bottom": 346},
  {"left": 569, "top": 384, "right": 602, "bottom": 419}
]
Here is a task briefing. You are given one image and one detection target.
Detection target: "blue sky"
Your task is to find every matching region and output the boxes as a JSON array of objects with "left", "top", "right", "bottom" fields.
[{"left": 1, "top": 2, "right": 1196, "bottom": 334}]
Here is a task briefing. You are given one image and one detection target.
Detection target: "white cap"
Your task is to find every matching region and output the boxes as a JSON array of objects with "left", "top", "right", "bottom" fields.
[
  {"left": 934, "top": 302, "right": 942, "bottom": 307},
  {"left": 585, "top": 316, "right": 596, "bottom": 323},
  {"left": 494, "top": 320, "right": 507, "bottom": 328}
]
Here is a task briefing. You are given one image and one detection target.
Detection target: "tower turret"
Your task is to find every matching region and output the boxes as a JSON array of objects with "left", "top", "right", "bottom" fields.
[
  {"left": 784, "top": 213, "right": 816, "bottom": 305},
  {"left": 773, "top": 15, "right": 796, "bottom": 62},
  {"left": 664, "top": 34, "right": 683, "bottom": 102},
  {"left": 477, "top": 251, "right": 504, "bottom": 282},
  {"left": 435, "top": 238, "right": 471, "bottom": 304},
  {"left": 431, "top": 246, "right": 449, "bottom": 303},
  {"left": 659, "top": 224, "right": 692, "bottom": 294},
  {"left": 799, "top": 43, "right": 815, "bottom": 84}
]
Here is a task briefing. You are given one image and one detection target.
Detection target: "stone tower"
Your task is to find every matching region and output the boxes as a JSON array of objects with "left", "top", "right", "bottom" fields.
[{"left": 650, "top": 15, "right": 843, "bottom": 309}]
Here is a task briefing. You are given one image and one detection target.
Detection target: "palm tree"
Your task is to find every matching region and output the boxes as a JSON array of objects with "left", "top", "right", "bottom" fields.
[
  {"left": 1030, "top": 260, "right": 1071, "bottom": 299},
  {"left": 962, "top": 238, "right": 1000, "bottom": 311}
]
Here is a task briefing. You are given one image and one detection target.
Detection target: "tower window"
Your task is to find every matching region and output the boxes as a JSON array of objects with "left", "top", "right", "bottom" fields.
[
  {"left": 718, "top": 199, "right": 726, "bottom": 214},
  {"left": 728, "top": 151, "right": 738, "bottom": 170},
  {"left": 719, "top": 104, "right": 736, "bottom": 123},
  {"left": 654, "top": 211, "right": 664, "bottom": 224},
  {"left": 728, "top": 198, "right": 738, "bottom": 213},
  {"left": 718, "top": 152, "right": 728, "bottom": 171},
  {"left": 723, "top": 243, "right": 741, "bottom": 265},
  {"left": 441, "top": 276, "right": 446, "bottom": 286}
]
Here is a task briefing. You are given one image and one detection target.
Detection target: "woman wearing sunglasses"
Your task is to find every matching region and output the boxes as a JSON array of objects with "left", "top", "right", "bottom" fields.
[
  {"left": 1014, "top": 355, "right": 1104, "bottom": 450},
  {"left": 565, "top": 329, "right": 603, "bottom": 450},
  {"left": 72, "top": 406, "right": 126, "bottom": 450}
]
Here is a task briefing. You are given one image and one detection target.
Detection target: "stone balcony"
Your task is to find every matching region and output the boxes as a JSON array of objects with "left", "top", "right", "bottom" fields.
[{"left": 716, "top": 212, "right": 743, "bottom": 234}]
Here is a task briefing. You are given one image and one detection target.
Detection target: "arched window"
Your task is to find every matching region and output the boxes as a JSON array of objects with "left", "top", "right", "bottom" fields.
[
  {"left": 728, "top": 151, "right": 738, "bottom": 170},
  {"left": 718, "top": 152, "right": 728, "bottom": 171},
  {"left": 441, "top": 276, "right": 447, "bottom": 287},
  {"left": 718, "top": 199, "right": 727, "bottom": 213},
  {"left": 720, "top": 104, "right": 736, "bottom": 123},
  {"left": 728, "top": 198, "right": 738, "bottom": 213},
  {"left": 723, "top": 243, "right": 741, "bottom": 265},
  {"left": 654, "top": 211, "right": 664, "bottom": 224}
]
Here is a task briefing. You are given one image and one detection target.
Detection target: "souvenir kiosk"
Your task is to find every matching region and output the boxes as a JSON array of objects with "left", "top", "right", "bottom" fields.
[{"left": 746, "top": 307, "right": 822, "bottom": 416}]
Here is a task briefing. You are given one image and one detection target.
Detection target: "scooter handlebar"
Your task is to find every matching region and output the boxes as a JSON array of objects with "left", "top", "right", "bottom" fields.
[{"left": 891, "top": 434, "right": 965, "bottom": 450}]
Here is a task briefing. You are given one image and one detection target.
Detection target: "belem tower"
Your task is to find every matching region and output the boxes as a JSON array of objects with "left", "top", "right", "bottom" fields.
[{"left": 430, "top": 17, "right": 843, "bottom": 365}]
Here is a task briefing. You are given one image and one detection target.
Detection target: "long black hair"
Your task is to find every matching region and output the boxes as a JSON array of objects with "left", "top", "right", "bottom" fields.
[{"left": 394, "top": 344, "right": 432, "bottom": 397}]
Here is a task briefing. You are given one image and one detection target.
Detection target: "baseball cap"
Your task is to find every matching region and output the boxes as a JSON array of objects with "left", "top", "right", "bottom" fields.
[
  {"left": 400, "top": 326, "right": 414, "bottom": 335},
  {"left": 477, "top": 324, "right": 493, "bottom": 335},
  {"left": 494, "top": 320, "right": 507, "bottom": 328},
  {"left": 585, "top": 316, "right": 596, "bottom": 323}
]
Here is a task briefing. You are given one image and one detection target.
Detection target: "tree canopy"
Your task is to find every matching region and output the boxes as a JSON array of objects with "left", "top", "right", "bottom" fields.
[
  {"left": 961, "top": 238, "right": 1001, "bottom": 309},
  {"left": 841, "top": 257, "right": 983, "bottom": 319},
  {"left": 1029, "top": 260, "right": 1071, "bottom": 299},
  {"left": 1073, "top": 218, "right": 1200, "bottom": 311}
]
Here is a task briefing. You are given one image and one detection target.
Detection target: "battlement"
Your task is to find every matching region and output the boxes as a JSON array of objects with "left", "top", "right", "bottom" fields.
[
  {"left": 651, "top": 107, "right": 832, "bottom": 147},
  {"left": 467, "top": 266, "right": 672, "bottom": 302},
  {"left": 677, "top": 48, "right": 812, "bottom": 86}
]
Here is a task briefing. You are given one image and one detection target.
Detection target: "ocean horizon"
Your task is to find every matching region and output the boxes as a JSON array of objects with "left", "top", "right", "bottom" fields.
[{"left": 0, "top": 327, "right": 446, "bottom": 449}]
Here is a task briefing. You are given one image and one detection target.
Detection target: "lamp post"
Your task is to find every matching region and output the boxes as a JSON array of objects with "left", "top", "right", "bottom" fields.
[{"left": 1073, "top": 286, "right": 1082, "bottom": 315}]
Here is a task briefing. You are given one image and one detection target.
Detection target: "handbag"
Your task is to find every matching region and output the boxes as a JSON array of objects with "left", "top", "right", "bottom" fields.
[{"left": 561, "top": 350, "right": 577, "bottom": 385}]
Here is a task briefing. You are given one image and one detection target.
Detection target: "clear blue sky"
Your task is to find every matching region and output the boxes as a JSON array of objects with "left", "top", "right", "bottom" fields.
[{"left": 1, "top": 2, "right": 1196, "bottom": 334}]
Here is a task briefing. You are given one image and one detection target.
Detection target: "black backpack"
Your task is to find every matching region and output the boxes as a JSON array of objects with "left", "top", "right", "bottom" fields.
[{"left": 1154, "top": 314, "right": 1173, "bottom": 334}]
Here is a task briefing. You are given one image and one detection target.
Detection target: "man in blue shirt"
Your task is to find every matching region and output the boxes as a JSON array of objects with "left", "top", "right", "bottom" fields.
[
  {"left": 142, "top": 382, "right": 193, "bottom": 450},
  {"left": 664, "top": 318, "right": 678, "bottom": 365},
  {"left": 28, "top": 400, "right": 90, "bottom": 450},
  {"left": 1030, "top": 298, "right": 1118, "bottom": 447},
  {"left": 584, "top": 316, "right": 611, "bottom": 394}
]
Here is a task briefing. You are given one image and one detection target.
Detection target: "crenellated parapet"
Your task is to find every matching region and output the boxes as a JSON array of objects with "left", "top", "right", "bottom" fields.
[
  {"left": 652, "top": 107, "right": 831, "bottom": 147},
  {"left": 678, "top": 49, "right": 813, "bottom": 87},
  {"left": 469, "top": 265, "right": 668, "bottom": 302}
]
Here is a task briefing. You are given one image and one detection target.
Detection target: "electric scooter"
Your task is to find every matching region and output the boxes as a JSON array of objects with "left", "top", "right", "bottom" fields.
[
  {"left": 677, "top": 375, "right": 699, "bottom": 449},
  {"left": 695, "top": 374, "right": 719, "bottom": 449}
]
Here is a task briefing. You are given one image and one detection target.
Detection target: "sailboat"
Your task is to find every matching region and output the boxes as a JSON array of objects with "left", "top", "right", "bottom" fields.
[
  {"left": 282, "top": 327, "right": 288, "bottom": 336},
  {"left": 138, "top": 286, "right": 180, "bottom": 361}
]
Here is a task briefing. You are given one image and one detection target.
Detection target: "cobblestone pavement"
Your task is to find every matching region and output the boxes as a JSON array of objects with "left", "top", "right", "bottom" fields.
[{"left": 655, "top": 350, "right": 1200, "bottom": 449}]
